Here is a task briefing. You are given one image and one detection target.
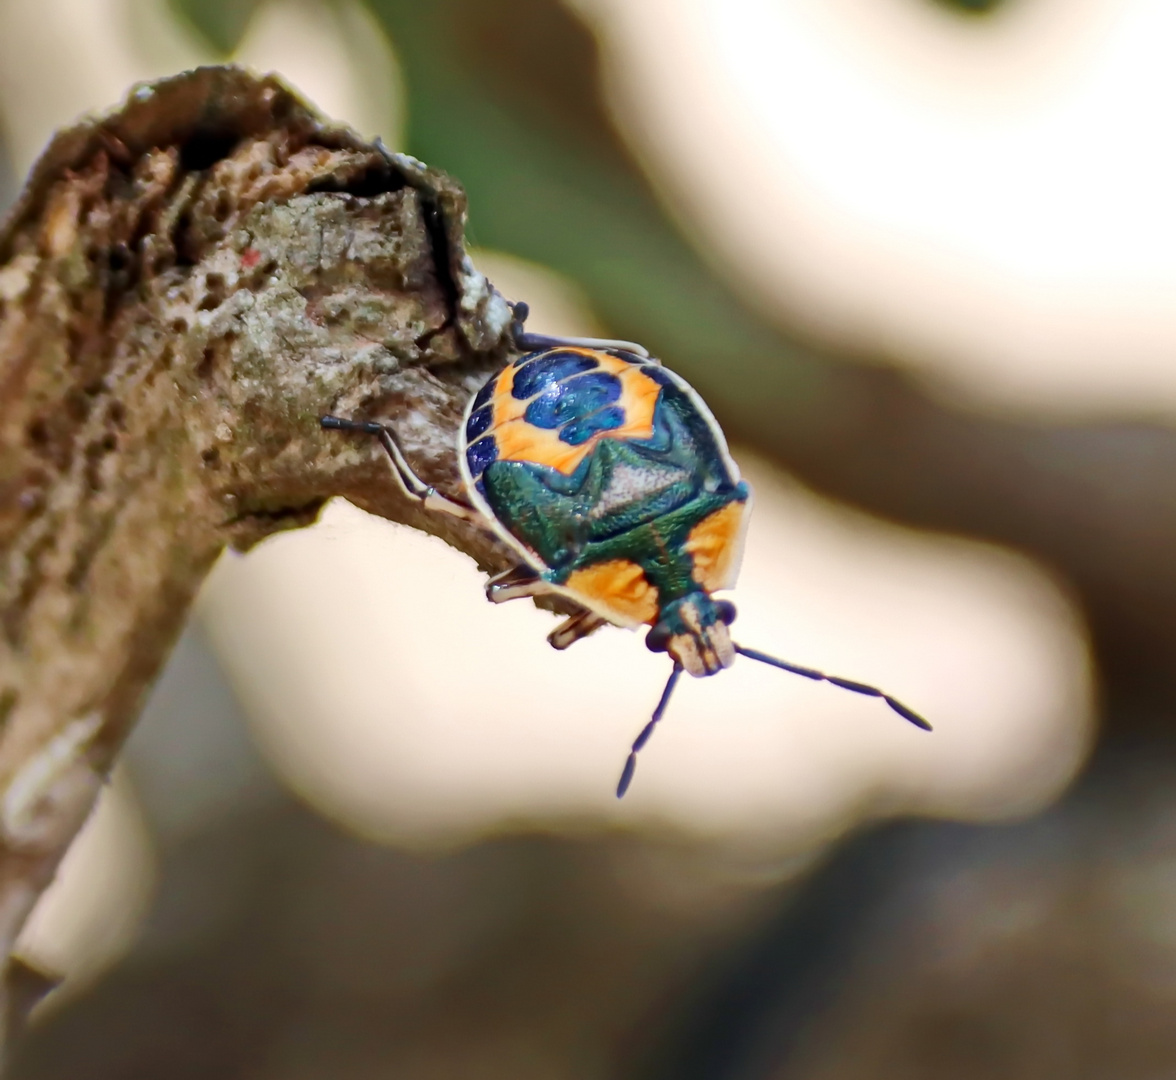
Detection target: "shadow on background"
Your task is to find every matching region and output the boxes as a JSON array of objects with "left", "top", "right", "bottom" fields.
[{"left": 4, "top": 0, "right": 1176, "bottom": 1076}]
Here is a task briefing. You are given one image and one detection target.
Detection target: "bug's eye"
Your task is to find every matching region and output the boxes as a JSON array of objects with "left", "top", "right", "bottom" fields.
[
  {"left": 715, "top": 601, "right": 737, "bottom": 625},
  {"left": 646, "top": 624, "right": 671, "bottom": 653}
]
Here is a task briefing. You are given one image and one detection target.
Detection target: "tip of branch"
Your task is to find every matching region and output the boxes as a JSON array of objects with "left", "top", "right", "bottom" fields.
[{"left": 3, "top": 955, "right": 63, "bottom": 1040}]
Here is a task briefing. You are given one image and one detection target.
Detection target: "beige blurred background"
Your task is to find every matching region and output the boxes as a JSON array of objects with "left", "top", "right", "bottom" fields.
[{"left": 3, "top": 0, "right": 1173, "bottom": 1077}]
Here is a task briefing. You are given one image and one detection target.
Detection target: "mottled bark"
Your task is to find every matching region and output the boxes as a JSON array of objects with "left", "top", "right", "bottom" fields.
[{"left": 0, "top": 65, "right": 518, "bottom": 1046}]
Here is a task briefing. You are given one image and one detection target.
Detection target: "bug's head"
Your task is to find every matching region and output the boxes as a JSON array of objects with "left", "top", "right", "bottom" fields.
[{"left": 646, "top": 594, "right": 737, "bottom": 677}]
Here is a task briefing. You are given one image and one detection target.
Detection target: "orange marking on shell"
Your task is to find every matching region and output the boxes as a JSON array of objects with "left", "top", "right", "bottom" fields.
[
  {"left": 492, "top": 420, "right": 600, "bottom": 475},
  {"left": 489, "top": 363, "right": 524, "bottom": 429},
  {"left": 485, "top": 350, "right": 663, "bottom": 476},
  {"left": 685, "top": 502, "right": 747, "bottom": 593},
  {"left": 564, "top": 559, "right": 660, "bottom": 626}
]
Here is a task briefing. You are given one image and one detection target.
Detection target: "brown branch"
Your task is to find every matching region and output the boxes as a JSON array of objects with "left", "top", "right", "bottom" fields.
[{"left": 0, "top": 65, "right": 520, "bottom": 1043}]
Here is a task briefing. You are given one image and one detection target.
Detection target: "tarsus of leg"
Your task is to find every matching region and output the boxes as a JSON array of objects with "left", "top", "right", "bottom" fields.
[
  {"left": 485, "top": 564, "right": 546, "bottom": 604},
  {"left": 548, "top": 609, "right": 608, "bottom": 651}
]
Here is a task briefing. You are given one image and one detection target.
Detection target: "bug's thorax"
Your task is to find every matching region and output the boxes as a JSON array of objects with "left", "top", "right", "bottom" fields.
[{"left": 651, "top": 593, "right": 736, "bottom": 678}]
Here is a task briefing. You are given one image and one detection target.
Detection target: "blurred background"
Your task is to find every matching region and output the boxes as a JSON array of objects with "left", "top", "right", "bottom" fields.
[{"left": 2, "top": 0, "right": 1176, "bottom": 1075}]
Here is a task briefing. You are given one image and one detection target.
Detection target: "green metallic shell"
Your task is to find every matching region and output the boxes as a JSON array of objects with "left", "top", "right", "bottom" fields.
[{"left": 459, "top": 347, "right": 751, "bottom": 627}]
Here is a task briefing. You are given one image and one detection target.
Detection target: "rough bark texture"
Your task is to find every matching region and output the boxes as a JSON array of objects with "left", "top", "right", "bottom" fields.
[{"left": 0, "top": 65, "right": 521, "bottom": 1044}]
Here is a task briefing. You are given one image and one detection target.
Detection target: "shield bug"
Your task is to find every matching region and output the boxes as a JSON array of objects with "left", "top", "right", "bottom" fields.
[{"left": 322, "top": 304, "right": 931, "bottom": 797}]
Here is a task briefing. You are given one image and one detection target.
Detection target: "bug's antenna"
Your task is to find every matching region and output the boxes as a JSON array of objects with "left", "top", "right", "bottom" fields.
[
  {"left": 617, "top": 663, "right": 684, "bottom": 799},
  {"left": 734, "top": 645, "right": 931, "bottom": 731}
]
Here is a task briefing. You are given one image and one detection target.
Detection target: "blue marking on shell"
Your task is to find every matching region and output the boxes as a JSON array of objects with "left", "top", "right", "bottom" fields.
[
  {"left": 523, "top": 372, "right": 622, "bottom": 429},
  {"left": 511, "top": 351, "right": 599, "bottom": 400},
  {"left": 559, "top": 404, "right": 626, "bottom": 445},
  {"left": 471, "top": 376, "right": 496, "bottom": 412},
  {"left": 465, "top": 405, "right": 493, "bottom": 442},
  {"left": 466, "top": 435, "right": 498, "bottom": 478}
]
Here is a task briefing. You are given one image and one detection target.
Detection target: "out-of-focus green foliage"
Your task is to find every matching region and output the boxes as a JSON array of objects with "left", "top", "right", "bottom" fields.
[
  {"left": 167, "top": 0, "right": 265, "bottom": 55},
  {"left": 0, "top": 123, "right": 14, "bottom": 216},
  {"left": 932, "top": 0, "right": 1005, "bottom": 12},
  {"left": 175, "top": 0, "right": 824, "bottom": 438},
  {"left": 364, "top": 0, "right": 832, "bottom": 443}
]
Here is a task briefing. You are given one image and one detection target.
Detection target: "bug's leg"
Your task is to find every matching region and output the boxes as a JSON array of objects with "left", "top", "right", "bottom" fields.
[
  {"left": 547, "top": 609, "right": 608, "bottom": 651},
  {"left": 321, "top": 415, "right": 482, "bottom": 523},
  {"left": 485, "top": 570, "right": 606, "bottom": 646},
  {"left": 486, "top": 564, "right": 550, "bottom": 604},
  {"left": 509, "top": 302, "right": 656, "bottom": 362}
]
